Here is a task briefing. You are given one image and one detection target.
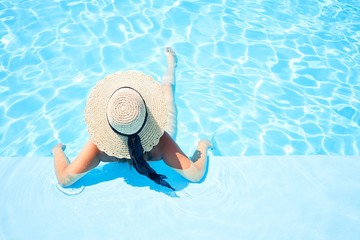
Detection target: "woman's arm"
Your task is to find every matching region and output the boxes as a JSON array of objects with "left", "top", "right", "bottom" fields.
[
  {"left": 158, "top": 132, "right": 212, "bottom": 182},
  {"left": 52, "top": 140, "right": 101, "bottom": 187}
]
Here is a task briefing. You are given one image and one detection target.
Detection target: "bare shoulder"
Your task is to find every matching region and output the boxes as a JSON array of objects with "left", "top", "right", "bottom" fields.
[
  {"left": 148, "top": 132, "right": 172, "bottom": 160},
  {"left": 157, "top": 131, "right": 179, "bottom": 152},
  {"left": 157, "top": 131, "right": 191, "bottom": 169}
]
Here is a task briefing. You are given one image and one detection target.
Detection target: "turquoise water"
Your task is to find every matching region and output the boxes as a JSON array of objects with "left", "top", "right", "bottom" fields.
[
  {"left": 1, "top": 156, "right": 359, "bottom": 239},
  {"left": 1, "top": 1, "right": 360, "bottom": 239},
  {"left": 1, "top": 0, "right": 360, "bottom": 157}
]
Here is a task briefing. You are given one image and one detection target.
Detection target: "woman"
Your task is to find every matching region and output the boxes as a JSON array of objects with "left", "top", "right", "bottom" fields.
[{"left": 52, "top": 47, "right": 212, "bottom": 190}]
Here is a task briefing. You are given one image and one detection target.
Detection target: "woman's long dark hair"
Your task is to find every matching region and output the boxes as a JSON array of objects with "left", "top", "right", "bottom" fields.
[
  {"left": 128, "top": 134, "right": 174, "bottom": 190},
  {"left": 108, "top": 87, "right": 174, "bottom": 190}
]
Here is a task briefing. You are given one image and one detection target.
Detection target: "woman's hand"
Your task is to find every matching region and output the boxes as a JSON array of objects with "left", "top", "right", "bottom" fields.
[
  {"left": 52, "top": 143, "right": 66, "bottom": 155},
  {"left": 198, "top": 139, "right": 213, "bottom": 149}
]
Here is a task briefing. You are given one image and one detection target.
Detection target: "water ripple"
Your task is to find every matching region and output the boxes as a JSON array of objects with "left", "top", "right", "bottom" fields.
[
  {"left": 167, "top": 161, "right": 239, "bottom": 217},
  {"left": 1, "top": 0, "right": 359, "bottom": 156}
]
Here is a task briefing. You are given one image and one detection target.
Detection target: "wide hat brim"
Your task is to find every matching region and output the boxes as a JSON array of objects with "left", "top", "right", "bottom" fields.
[{"left": 84, "top": 70, "right": 168, "bottom": 159}]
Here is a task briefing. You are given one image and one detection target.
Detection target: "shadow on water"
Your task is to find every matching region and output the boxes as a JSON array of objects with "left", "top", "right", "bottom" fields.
[{"left": 68, "top": 161, "right": 190, "bottom": 197}]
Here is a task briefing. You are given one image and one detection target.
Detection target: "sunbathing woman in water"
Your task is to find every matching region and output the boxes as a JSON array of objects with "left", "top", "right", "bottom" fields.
[{"left": 52, "top": 47, "right": 212, "bottom": 190}]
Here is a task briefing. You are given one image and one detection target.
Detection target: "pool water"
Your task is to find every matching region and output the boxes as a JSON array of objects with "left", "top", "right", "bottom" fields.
[
  {"left": 1, "top": 1, "right": 360, "bottom": 239},
  {"left": 1, "top": 155, "right": 359, "bottom": 239},
  {"left": 1, "top": 0, "right": 360, "bottom": 157}
]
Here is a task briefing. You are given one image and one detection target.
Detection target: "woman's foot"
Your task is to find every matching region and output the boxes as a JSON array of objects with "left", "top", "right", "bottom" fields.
[
  {"left": 165, "top": 47, "right": 177, "bottom": 70},
  {"left": 163, "top": 47, "right": 177, "bottom": 85}
]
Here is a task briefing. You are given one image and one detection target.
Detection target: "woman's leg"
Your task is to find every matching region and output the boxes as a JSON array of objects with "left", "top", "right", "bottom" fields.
[{"left": 162, "top": 47, "right": 177, "bottom": 138}]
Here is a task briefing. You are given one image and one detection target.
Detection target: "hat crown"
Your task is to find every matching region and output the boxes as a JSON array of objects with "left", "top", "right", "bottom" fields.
[
  {"left": 106, "top": 87, "right": 147, "bottom": 135},
  {"left": 85, "top": 70, "right": 167, "bottom": 159}
]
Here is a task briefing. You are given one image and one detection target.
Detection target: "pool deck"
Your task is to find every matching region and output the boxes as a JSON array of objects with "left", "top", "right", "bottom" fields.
[{"left": 0, "top": 156, "right": 359, "bottom": 239}]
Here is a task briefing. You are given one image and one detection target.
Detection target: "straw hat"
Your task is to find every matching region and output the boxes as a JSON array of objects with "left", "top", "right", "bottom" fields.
[{"left": 84, "top": 70, "right": 168, "bottom": 159}]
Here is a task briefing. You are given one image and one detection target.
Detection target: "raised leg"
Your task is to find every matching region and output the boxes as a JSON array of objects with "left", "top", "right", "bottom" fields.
[{"left": 162, "top": 47, "right": 178, "bottom": 138}]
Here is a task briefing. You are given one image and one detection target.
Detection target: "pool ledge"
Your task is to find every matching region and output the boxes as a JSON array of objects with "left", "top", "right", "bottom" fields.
[{"left": 0, "top": 155, "right": 359, "bottom": 239}]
